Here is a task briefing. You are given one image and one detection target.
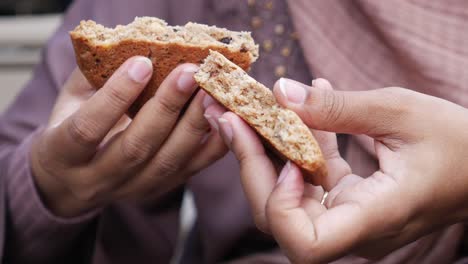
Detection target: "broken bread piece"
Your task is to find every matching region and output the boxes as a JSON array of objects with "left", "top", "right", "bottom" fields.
[
  {"left": 70, "top": 16, "right": 259, "bottom": 117},
  {"left": 194, "top": 50, "right": 327, "bottom": 183}
]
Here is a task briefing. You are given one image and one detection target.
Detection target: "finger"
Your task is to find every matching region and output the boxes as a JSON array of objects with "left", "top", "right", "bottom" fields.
[
  {"left": 46, "top": 56, "right": 153, "bottom": 164},
  {"left": 312, "top": 129, "right": 351, "bottom": 191},
  {"left": 185, "top": 101, "right": 229, "bottom": 172},
  {"left": 186, "top": 131, "right": 228, "bottom": 173},
  {"left": 308, "top": 79, "right": 352, "bottom": 190},
  {"left": 324, "top": 174, "right": 363, "bottom": 209},
  {"left": 218, "top": 111, "right": 278, "bottom": 233},
  {"left": 139, "top": 95, "right": 229, "bottom": 202},
  {"left": 322, "top": 172, "right": 417, "bottom": 261},
  {"left": 96, "top": 64, "right": 200, "bottom": 198},
  {"left": 202, "top": 94, "right": 228, "bottom": 134},
  {"left": 102, "top": 116, "right": 132, "bottom": 143},
  {"left": 146, "top": 89, "right": 212, "bottom": 176},
  {"left": 267, "top": 164, "right": 369, "bottom": 263},
  {"left": 96, "top": 63, "right": 199, "bottom": 173},
  {"left": 116, "top": 88, "right": 211, "bottom": 199},
  {"left": 273, "top": 78, "right": 413, "bottom": 137},
  {"left": 267, "top": 163, "right": 323, "bottom": 262},
  {"left": 303, "top": 184, "right": 325, "bottom": 202},
  {"left": 302, "top": 184, "right": 327, "bottom": 220}
]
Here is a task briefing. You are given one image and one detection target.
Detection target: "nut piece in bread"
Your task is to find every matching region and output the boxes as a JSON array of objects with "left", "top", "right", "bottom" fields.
[
  {"left": 194, "top": 50, "right": 327, "bottom": 183},
  {"left": 70, "top": 16, "right": 259, "bottom": 117}
]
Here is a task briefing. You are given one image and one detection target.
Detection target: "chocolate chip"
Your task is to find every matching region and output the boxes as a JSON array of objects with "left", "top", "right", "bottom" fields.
[
  {"left": 219, "top": 37, "right": 232, "bottom": 44},
  {"left": 172, "top": 28, "right": 179, "bottom": 32}
]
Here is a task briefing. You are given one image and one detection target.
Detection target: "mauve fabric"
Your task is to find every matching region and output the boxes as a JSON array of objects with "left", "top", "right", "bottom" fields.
[{"left": 0, "top": 0, "right": 467, "bottom": 263}]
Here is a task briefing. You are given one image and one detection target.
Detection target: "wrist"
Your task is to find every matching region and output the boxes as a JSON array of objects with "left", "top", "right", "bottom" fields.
[{"left": 30, "top": 138, "right": 97, "bottom": 218}]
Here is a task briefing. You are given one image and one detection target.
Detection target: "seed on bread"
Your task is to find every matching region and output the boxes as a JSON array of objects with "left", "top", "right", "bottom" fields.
[{"left": 194, "top": 51, "right": 327, "bottom": 183}]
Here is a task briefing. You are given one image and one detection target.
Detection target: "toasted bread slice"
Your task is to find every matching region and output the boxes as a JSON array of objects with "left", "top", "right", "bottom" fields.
[
  {"left": 195, "top": 51, "right": 327, "bottom": 183},
  {"left": 70, "top": 17, "right": 259, "bottom": 117}
]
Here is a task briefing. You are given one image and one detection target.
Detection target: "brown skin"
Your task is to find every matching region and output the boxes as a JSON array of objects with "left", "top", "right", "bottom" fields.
[
  {"left": 31, "top": 56, "right": 228, "bottom": 218},
  {"left": 205, "top": 78, "right": 468, "bottom": 263}
]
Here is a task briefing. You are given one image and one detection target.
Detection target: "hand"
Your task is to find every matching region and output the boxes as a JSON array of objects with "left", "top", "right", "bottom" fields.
[
  {"left": 31, "top": 57, "right": 227, "bottom": 217},
  {"left": 205, "top": 78, "right": 468, "bottom": 263}
]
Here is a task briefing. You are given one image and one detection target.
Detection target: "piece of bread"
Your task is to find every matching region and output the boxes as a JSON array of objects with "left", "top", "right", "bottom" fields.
[
  {"left": 70, "top": 17, "right": 259, "bottom": 117},
  {"left": 195, "top": 51, "right": 327, "bottom": 183}
]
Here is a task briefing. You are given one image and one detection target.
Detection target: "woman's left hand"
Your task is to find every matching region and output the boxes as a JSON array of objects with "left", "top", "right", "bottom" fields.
[{"left": 203, "top": 78, "right": 468, "bottom": 263}]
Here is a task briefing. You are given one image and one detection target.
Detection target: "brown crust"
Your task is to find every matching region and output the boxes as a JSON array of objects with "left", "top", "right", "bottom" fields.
[{"left": 70, "top": 33, "right": 253, "bottom": 117}]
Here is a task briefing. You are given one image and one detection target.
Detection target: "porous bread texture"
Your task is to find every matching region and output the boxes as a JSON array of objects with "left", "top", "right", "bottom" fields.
[
  {"left": 195, "top": 51, "right": 327, "bottom": 183},
  {"left": 74, "top": 17, "right": 258, "bottom": 60},
  {"left": 70, "top": 16, "right": 259, "bottom": 117}
]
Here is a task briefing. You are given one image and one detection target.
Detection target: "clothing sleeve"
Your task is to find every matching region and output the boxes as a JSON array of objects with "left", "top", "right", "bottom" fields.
[{"left": 0, "top": 0, "right": 103, "bottom": 263}]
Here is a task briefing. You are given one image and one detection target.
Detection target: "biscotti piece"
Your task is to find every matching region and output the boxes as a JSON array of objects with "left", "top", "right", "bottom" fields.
[
  {"left": 194, "top": 51, "right": 327, "bottom": 183},
  {"left": 70, "top": 16, "right": 259, "bottom": 117}
]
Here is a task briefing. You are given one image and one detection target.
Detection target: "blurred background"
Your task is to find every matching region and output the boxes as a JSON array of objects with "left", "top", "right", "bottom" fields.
[{"left": 0, "top": 0, "right": 71, "bottom": 112}]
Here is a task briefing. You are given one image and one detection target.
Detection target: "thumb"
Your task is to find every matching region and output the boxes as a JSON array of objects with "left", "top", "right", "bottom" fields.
[{"left": 273, "top": 78, "right": 410, "bottom": 137}]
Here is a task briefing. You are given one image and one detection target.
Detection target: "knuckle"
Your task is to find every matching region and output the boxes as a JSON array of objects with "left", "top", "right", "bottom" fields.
[
  {"left": 68, "top": 115, "right": 101, "bottom": 147},
  {"left": 320, "top": 90, "right": 346, "bottom": 128},
  {"left": 156, "top": 96, "right": 182, "bottom": 118},
  {"left": 182, "top": 117, "right": 210, "bottom": 138},
  {"left": 103, "top": 82, "right": 131, "bottom": 110},
  {"left": 236, "top": 150, "right": 250, "bottom": 164},
  {"left": 120, "top": 135, "right": 153, "bottom": 165},
  {"left": 154, "top": 153, "right": 180, "bottom": 176}
]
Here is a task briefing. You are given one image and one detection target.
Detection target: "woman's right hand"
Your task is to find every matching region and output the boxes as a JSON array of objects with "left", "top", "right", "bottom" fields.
[
  {"left": 209, "top": 78, "right": 468, "bottom": 263},
  {"left": 31, "top": 57, "right": 227, "bottom": 217}
]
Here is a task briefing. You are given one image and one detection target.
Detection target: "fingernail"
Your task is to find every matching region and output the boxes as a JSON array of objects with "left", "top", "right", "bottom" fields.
[
  {"left": 128, "top": 57, "right": 153, "bottom": 83},
  {"left": 218, "top": 117, "right": 233, "bottom": 146},
  {"left": 177, "top": 65, "right": 199, "bottom": 92},
  {"left": 277, "top": 161, "right": 291, "bottom": 184},
  {"left": 203, "top": 94, "right": 216, "bottom": 109},
  {"left": 204, "top": 114, "right": 219, "bottom": 131},
  {"left": 279, "top": 78, "right": 307, "bottom": 104}
]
